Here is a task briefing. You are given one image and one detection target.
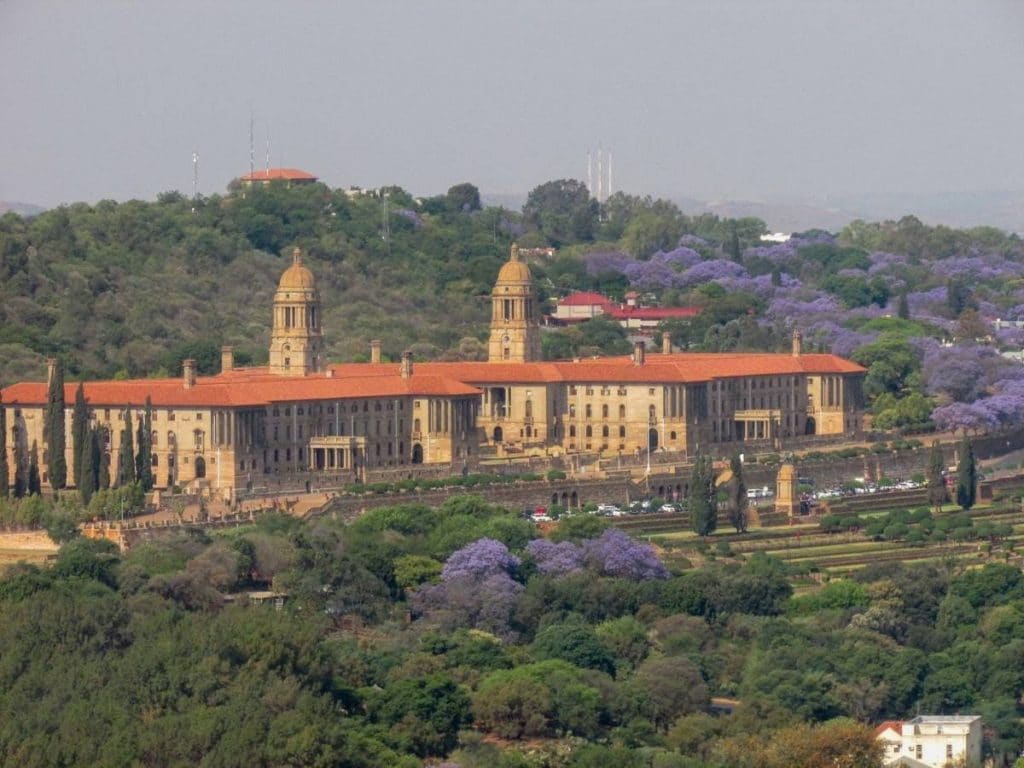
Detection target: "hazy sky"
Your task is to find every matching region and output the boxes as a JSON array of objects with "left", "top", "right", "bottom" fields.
[{"left": 3, "top": 0, "right": 1024, "bottom": 208}]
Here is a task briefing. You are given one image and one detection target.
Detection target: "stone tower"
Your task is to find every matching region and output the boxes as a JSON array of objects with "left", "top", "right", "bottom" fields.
[
  {"left": 269, "top": 248, "right": 324, "bottom": 376},
  {"left": 488, "top": 243, "right": 542, "bottom": 362}
]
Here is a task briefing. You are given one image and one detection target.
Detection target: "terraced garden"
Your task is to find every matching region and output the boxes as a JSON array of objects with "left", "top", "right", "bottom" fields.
[{"left": 621, "top": 489, "right": 1024, "bottom": 581}]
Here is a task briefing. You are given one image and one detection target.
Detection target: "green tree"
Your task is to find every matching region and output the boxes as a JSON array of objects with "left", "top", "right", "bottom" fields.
[
  {"left": 689, "top": 452, "right": 716, "bottom": 536},
  {"left": 956, "top": 437, "right": 976, "bottom": 511},
  {"left": 0, "top": 397, "right": 8, "bottom": 498},
  {"left": 135, "top": 398, "right": 153, "bottom": 491},
  {"left": 947, "top": 278, "right": 973, "bottom": 316},
  {"left": 927, "top": 440, "right": 947, "bottom": 512},
  {"left": 27, "top": 441, "right": 41, "bottom": 496},
  {"left": 366, "top": 673, "right": 472, "bottom": 757},
  {"left": 117, "top": 411, "right": 135, "bottom": 487},
  {"left": 726, "top": 452, "right": 748, "bottom": 533},
  {"left": 445, "top": 182, "right": 481, "bottom": 213},
  {"left": 79, "top": 426, "right": 99, "bottom": 503},
  {"left": 531, "top": 618, "right": 616, "bottom": 675},
  {"left": 522, "top": 179, "right": 599, "bottom": 246},
  {"left": 44, "top": 357, "right": 67, "bottom": 489},
  {"left": 851, "top": 334, "right": 920, "bottom": 398},
  {"left": 897, "top": 291, "right": 910, "bottom": 320},
  {"left": 97, "top": 427, "right": 110, "bottom": 490},
  {"left": 13, "top": 432, "right": 27, "bottom": 498},
  {"left": 71, "top": 383, "right": 89, "bottom": 488}
]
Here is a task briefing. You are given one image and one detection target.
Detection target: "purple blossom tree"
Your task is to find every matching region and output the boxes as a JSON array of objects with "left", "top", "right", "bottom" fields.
[
  {"left": 441, "top": 538, "right": 520, "bottom": 581},
  {"left": 411, "top": 538, "right": 524, "bottom": 639},
  {"left": 582, "top": 529, "right": 669, "bottom": 580},
  {"left": 923, "top": 344, "right": 988, "bottom": 403},
  {"left": 525, "top": 539, "right": 584, "bottom": 576}
]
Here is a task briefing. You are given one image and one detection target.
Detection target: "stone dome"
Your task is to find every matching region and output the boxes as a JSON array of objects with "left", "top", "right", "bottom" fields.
[
  {"left": 495, "top": 243, "right": 533, "bottom": 284},
  {"left": 278, "top": 248, "right": 316, "bottom": 291}
]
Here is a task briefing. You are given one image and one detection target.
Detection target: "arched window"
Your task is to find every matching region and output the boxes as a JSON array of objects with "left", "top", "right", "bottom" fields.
[
  {"left": 648, "top": 405, "right": 656, "bottom": 420},
  {"left": 569, "top": 425, "right": 576, "bottom": 438},
  {"left": 602, "top": 404, "right": 609, "bottom": 419},
  {"left": 602, "top": 425, "right": 609, "bottom": 438},
  {"left": 619, "top": 404, "right": 626, "bottom": 419},
  {"left": 585, "top": 425, "right": 593, "bottom": 438},
  {"left": 525, "top": 399, "right": 533, "bottom": 418},
  {"left": 151, "top": 431, "right": 158, "bottom": 447},
  {"left": 585, "top": 404, "right": 592, "bottom": 419},
  {"left": 619, "top": 425, "right": 626, "bottom": 438}
]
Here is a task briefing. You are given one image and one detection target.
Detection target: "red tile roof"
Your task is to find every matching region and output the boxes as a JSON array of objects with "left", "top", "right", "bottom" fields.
[
  {"left": 557, "top": 291, "right": 614, "bottom": 308},
  {"left": 239, "top": 168, "right": 317, "bottom": 182},
  {"left": 1, "top": 369, "right": 478, "bottom": 409},
  {"left": 555, "top": 292, "right": 700, "bottom": 321},
  {"left": 873, "top": 720, "right": 903, "bottom": 738},
  {"left": 2, "top": 352, "right": 863, "bottom": 409},
  {"left": 334, "top": 352, "right": 864, "bottom": 385}
]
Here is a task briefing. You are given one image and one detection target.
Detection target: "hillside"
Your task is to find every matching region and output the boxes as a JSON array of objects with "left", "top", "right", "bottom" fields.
[{"left": 2, "top": 180, "right": 1024, "bottom": 435}]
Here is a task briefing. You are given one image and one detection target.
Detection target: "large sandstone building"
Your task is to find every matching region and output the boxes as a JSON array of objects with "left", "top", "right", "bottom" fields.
[{"left": 1, "top": 246, "right": 865, "bottom": 499}]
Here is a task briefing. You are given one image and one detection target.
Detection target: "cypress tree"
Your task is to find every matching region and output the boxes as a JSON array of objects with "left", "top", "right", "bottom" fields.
[
  {"left": 13, "top": 432, "right": 27, "bottom": 498},
  {"left": 71, "top": 383, "right": 88, "bottom": 488},
  {"left": 80, "top": 426, "right": 97, "bottom": 503},
  {"left": 28, "top": 441, "right": 41, "bottom": 496},
  {"left": 44, "top": 358, "right": 67, "bottom": 489},
  {"left": 689, "top": 452, "right": 717, "bottom": 536},
  {"left": 727, "top": 452, "right": 748, "bottom": 533},
  {"left": 728, "top": 224, "right": 741, "bottom": 261},
  {"left": 117, "top": 411, "right": 135, "bottom": 487},
  {"left": 897, "top": 291, "right": 910, "bottom": 320},
  {"left": 136, "top": 398, "right": 153, "bottom": 491},
  {"left": 97, "top": 427, "right": 110, "bottom": 491},
  {"left": 956, "top": 437, "right": 977, "bottom": 511},
  {"left": 927, "top": 440, "right": 947, "bottom": 512},
  {"left": 0, "top": 398, "right": 8, "bottom": 499}
]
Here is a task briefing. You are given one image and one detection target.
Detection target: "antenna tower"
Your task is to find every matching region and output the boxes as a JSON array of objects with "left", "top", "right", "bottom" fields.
[
  {"left": 249, "top": 110, "right": 255, "bottom": 176},
  {"left": 191, "top": 151, "right": 199, "bottom": 213},
  {"left": 381, "top": 192, "right": 391, "bottom": 256},
  {"left": 265, "top": 124, "right": 271, "bottom": 172},
  {"left": 585, "top": 144, "right": 614, "bottom": 203}
]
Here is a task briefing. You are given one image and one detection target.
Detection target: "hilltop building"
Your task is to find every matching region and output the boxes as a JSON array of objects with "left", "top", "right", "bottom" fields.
[
  {"left": 1, "top": 246, "right": 865, "bottom": 499},
  {"left": 238, "top": 168, "right": 318, "bottom": 187},
  {"left": 550, "top": 291, "right": 700, "bottom": 332}
]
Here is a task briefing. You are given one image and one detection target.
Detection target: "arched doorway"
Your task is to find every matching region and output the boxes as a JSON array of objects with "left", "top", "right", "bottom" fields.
[
  {"left": 493, "top": 426, "right": 503, "bottom": 443},
  {"left": 411, "top": 444, "right": 423, "bottom": 464},
  {"left": 805, "top": 417, "right": 816, "bottom": 435},
  {"left": 648, "top": 429, "right": 659, "bottom": 451},
  {"left": 194, "top": 456, "right": 206, "bottom": 479}
]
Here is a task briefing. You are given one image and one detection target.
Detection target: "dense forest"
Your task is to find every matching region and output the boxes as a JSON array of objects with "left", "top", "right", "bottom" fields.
[
  {"left": 2, "top": 178, "right": 1024, "bottom": 429},
  {"left": 1, "top": 494, "right": 1023, "bottom": 766}
]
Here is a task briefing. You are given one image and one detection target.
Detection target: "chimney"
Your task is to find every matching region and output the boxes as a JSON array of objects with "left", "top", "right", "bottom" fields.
[
  {"left": 46, "top": 358, "right": 57, "bottom": 388},
  {"left": 662, "top": 334, "right": 672, "bottom": 355},
  {"left": 221, "top": 346, "right": 234, "bottom": 373},
  {"left": 183, "top": 359, "right": 197, "bottom": 390},
  {"left": 632, "top": 340, "right": 646, "bottom": 366},
  {"left": 792, "top": 329, "right": 803, "bottom": 357},
  {"left": 370, "top": 339, "right": 382, "bottom": 364},
  {"left": 400, "top": 350, "right": 413, "bottom": 379}
]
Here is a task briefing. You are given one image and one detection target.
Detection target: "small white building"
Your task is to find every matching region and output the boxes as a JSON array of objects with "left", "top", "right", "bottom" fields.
[{"left": 877, "top": 715, "right": 983, "bottom": 768}]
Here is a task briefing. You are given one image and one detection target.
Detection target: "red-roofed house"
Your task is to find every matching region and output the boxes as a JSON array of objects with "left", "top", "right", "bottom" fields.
[
  {"left": 239, "top": 168, "right": 318, "bottom": 187},
  {"left": 1, "top": 248, "right": 865, "bottom": 500},
  {"left": 551, "top": 291, "right": 700, "bottom": 330}
]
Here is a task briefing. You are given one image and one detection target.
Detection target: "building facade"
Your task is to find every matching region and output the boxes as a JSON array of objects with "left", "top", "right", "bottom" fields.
[
  {"left": 1, "top": 245, "right": 865, "bottom": 499},
  {"left": 876, "top": 716, "right": 983, "bottom": 767}
]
